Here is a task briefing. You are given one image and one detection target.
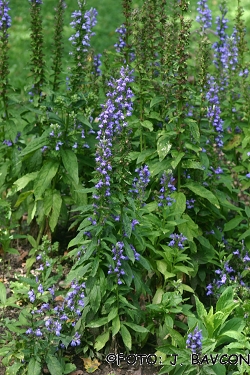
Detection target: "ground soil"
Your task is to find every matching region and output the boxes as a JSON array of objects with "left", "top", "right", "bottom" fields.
[{"left": 0, "top": 242, "right": 162, "bottom": 375}]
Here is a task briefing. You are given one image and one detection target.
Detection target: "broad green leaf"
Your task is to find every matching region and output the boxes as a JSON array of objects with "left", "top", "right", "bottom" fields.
[
  {"left": 182, "top": 160, "right": 204, "bottom": 170},
  {"left": 108, "top": 307, "right": 118, "bottom": 322},
  {"left": 14, "top": 190, "right": 34, "bottom": 208},
  {"left": 224, "top": 216, "right": 244, "bottom": 231},
  {"left": 64, "top": 363, "right": 76, "bottom": 374},
  {"left": 124, "top": 240, "right": 135, "bottom": 262},
  {"left": 43, "top": 188, "right": 53, "bottom": 216},
  {"left": 156, "top": 260, "right": 175, "bottom": 279},
  {"left": 137, "top": 149, "right": 155, "bottom": 164},
  {"left": 49, "top": 190, "right": 62, "bottom": 232},
  {"left": 5, "top": 248, "right": 19, "bottom": 255},
  {"left": 27, "top": 358, "right": 41, "bottom": 375},
  {"left": 46, "top": 354, "right": 63, "bottom": 375},
  {"left": 150, "top": 96, "right": 165, "bottom": 108},
  {"left": 171, "top": 152, "right": 185, "bottom": 170},
  {"left": 20, "top": 130, "right": 49, "bottom": 156},
  {"left": 215, "top": 189, "right": 242, "bottom": 212},
  {"left": 94, "top": 331, "right": 110, "bottom": 351},
  {"left": 61, "top": 149, "right": 79, "bottom": 185},
  {"left": 245, "top": 206, "right": 250, "bottom": 218},
  {"left": 239, "top": 228, "right": 250, "bottom": 240},
  {"left": 138, "top": 254, "right": 151, "bottom": 270},
  {"left": 172, "top": 192, "right": 186, "bottom": 216},
  {"left": 123, "top": 213, "right": 132, "bottom": 239},
  {"left": 141, "top": 120, "right": 153, "bottom": 131},
  {"left": 120, "top": 323, "right": 132, "bottom": 350},
  {"left": 178, "top": 213, "right": 200, "bottom": 241},
  {"left": 5, "top": 362, "right": 23, "bottom": 375},
  {"left": 184, "top": 182, "right": 220, "bottom": 208},
  {"left": 216, "top": 287, "right": 233, "bottom": 312},
  {"left": 194, "top": 295, "right": 207, "bottom": 319},
  {"left": 186, "top": 119, "right": 200, "bottom": 142},
  {"left": 219, "top": 318, "right": 245, "bottom": 336},
  {"left": 0, "top": 282, "right": 7, "bottom": 305},
  {"left": 123, "top": 322, "right": 149, "bottom": 333},
  {"left": 112, "top": 315, "right": 121, "bottom": 337},
  {"left": 164, "top": 326, "right": 185, "bottom": 348},
  {"left": 157, "top": 135, "right": 172, "bottom": 162},
  {"left": 34, "top": 160, "right": 59, "bottom": 199},
  {"left": 87, "top": 317, "right": 108, "bottom": 328},
  {"left": 12, "top": 172, "right": 38, "bottom": 192},
  {"left": 152, "top": 288, "right": 164, "bottom": 304},
  {"left": 89, "top": 285, "right": 101, "bottom": 314}
]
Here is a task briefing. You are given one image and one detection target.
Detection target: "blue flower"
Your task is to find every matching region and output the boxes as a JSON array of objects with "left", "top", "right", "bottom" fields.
[
  {"left": 0, "top": 0, "right": 11, "bottom": 30},
  {"left": 186, "top": 327, "right": 203, "bottom": 353},
  {"left": 196, "top": 0, "right": 212, "bottom": 30}
]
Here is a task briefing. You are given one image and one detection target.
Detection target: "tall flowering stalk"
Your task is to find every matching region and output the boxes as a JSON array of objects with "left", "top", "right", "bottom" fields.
[
  {"left": 93, "top": 66, "right": 134, "bottom": 224},
  {"left": 68, "top": 2, "right": 97, "bottom": 92},
  {"left": 0, "top": 0, "right": 11, "bottom": 122},
  {"left": 29, "top": 0, "right": 46, "bottom": 99},
  {"left": 51, "top": 0, "right": 66, "bottom": 93}
]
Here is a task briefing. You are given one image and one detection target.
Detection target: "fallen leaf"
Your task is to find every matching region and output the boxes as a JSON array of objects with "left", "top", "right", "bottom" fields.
[{"left": 82, "top": 357, "right": 100, "bottom": 373}]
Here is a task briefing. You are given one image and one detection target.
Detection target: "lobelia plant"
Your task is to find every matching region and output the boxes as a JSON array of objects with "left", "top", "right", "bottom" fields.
[{"left": 0, "top": 236, "right": 85, "bottom": 375}]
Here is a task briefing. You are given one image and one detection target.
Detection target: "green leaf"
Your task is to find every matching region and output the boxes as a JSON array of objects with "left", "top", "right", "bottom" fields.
[
  {"left": 141, "top": 120, "right": 153, "bottom": 131},
  {"left": 5, "top": 248, "right": 19, "bottom": 255},
  {"left": 224, "top": 216, "right": 244, "bottom": 231},
  {"left": 46, "top": 355, "right": 63, "bottom": 375},
  {"left": 12, "top": 172, "right": 38, "bottom": 192},
  {"left": 150, "top": 96, "right": 165, "bottom": 108},
  {"left": 183, "top": 182, "right": 220, "bottom": 208},
  {"left": 94, "top": 330, "right": 110, "bottom": 351},
  {"left": 164, "top": 326, "right": 185, "bottom": 348},
  {"left": 152, "top": 288, "right": 164, "bottom": 304},
  {"left": 157, "top": 135, "right": 172, "bottom": 162},
  {"left": 61, "top": 149, "right": 79, "bottom": 185},
  {"left": 239, "top": 228, "right": 250, "bottom": 240},
  {"left": 0, "top": 282, "right": 7, "bottom": 305},
  {"left": 87, "top": 317, "right": 108, "bottom": 328},
  {"left": 172, "top": 192, "right": 186, "bottom": 216},
  {"left": 186, "top": 119, "right": 200, "bottom": 142},
  {"left": 177, "top": 213, "right": 200, "bottom": 241},
  {"left": 112, "top": 315, "right": 121, "bottom": 337},
  {"left": 123, "top": 214, "right": 132, "bottom": 239},
  {"left": 49, "top": 190, "right": 62, "bottom": 232},
  {"left": 194, "top": 295, "right": 207, "bottom": 319},
  {"left": 120, "top": 323, "right": 132, "bottom": 350},
  {"left": 5, "top": 362, "right": 23, "bottom": 375},
  {"left": 182, "top": 160, "right": 204, "bottom": 170},
  {"left": 156, "top": 260, "right": 175, "bottom": 279},
  {"left": 34, "top": 160, "right": 59, "bottom": 199},
  {"left": 123, "top": 322, "right": 149, "bottom": 333},
  {"left": 63, "top": 363, "right": 77, "bottom": 374},
  {"left": 216, "top": 287, "right": 233, "bottom": 312},
  {"left": 171, "top": 152, "right": 185, "bottom": 170},
  {"left": 108, "top": 307, "right": 118, "bottom": 322},
  {"left": 14, "top": 190, "right": 34, "bottom": 208},
  {"left": 137, "top": 149, "right": 155, "bottom": 164},
  {"left": 27, "top": 358, "right": 41, "bottom": 375},
  {"left": 138, "top": 254, "right": 151, "bottom": 270},
  {"left": 20, "top": 130, "right": 49, "bottom": 156}
]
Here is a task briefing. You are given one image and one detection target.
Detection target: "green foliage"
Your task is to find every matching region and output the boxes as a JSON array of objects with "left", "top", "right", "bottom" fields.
[{"left": 1, "top": 0, "right": 250, "bottom": 373}]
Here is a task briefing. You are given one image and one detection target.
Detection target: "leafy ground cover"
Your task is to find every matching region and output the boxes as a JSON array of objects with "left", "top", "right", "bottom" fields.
[{"left": 1, "top": 0, "right": 250, "bottom": 374}]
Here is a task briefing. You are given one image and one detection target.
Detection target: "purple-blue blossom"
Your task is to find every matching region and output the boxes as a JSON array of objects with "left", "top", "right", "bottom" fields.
[
  {"left": 186, "top": 327, "right": 203, "bottom": 354},
  {"left": 0, "top": 0, "right": 11, "bottom": 30},
  {"left": 69, "top": 7, "right": 97, "bottom": 53},
  {"left": 114, "top": 24, "right": 126, "bottom": 52},
  {"left": 168, "top": 233, "right": 187, "bottom": 249},
  {"left": 196, "top": 0, "right": 212, "bottom": 30},
  {"left": 158, "top": 171, "right": 176, "bottom": 207}
]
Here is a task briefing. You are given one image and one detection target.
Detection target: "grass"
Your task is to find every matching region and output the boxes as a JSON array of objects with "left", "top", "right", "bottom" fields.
[{"left": 7, "top": 0, "right": 250, "bottom": 91}]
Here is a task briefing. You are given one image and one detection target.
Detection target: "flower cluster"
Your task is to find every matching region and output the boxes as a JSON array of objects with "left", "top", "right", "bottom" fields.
[
  {"left": 114, "top": 24, "right": 127, "bottom": 53},
  {"left": 93, "top": 66, "right": 134, "bottom": 211},
  {"left": 0, "top": 0, "right": 11, "bottom": 30},
  {"left": 2, "top": 132, "right": 21, "bottom": 148},
  {"left": 41, "top": 121, "right": 90, "bottom": 153},
  {"left": 129, "top": 165, "right": 150, "bottom": 205},
  {"left": 108, "top": 241, "right": 139, "bottom": 284},
  {"left": 26, "top": 244, "right": 84, "bottom": 348},
  {"left": 186, "top": 327, "right": 203, "bottom": 354},
  {"left": 186, "top": 198, "right": 195, "bottom": 209},
  {"left": 168, "top": 233, "right": 187, "bottom": 249},
  {"left": 69, "top": 7, "right": 97, "bottom": 53},
  {"left": 93, "top": 53, "right": 102, "bottom": 76},
  {"left": 206, "top": 244, "right": 250, "bottom": 296},
  {"left": 212, "top": 5, "right": 229, "bottom": 70},
  {"left": 205, "top": 75, "right": 224, "bottom": 148},
  {"left": 196, "top": 0, "right": 212, "bottom": 30},
  {"left": 158, "top": 171, "right": 176, "bottom": 207},
  {"left": 29, "top": 0, "right": 43, "bottom": 4}
]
